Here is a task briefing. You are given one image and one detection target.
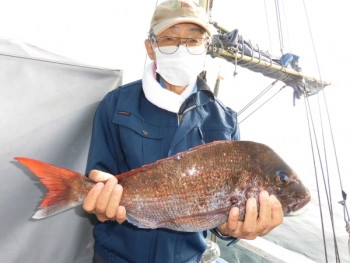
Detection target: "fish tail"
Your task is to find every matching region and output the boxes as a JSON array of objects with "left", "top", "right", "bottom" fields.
[{"left": 15, "top": 157, "right": 90, "bottom": 219}]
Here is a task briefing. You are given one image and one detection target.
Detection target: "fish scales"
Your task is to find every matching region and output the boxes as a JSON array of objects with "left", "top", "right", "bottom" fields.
[
  {"left": 119, "top": 141, "right": 239, "bottom": 231},
  {"left": 15, "top": 140, "right": 311, "bottom": 232},
  {"left": 116, "top": 140, "right": 305, "bottom": 231}
]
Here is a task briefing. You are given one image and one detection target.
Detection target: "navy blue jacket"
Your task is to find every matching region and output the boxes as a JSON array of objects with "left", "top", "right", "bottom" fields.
[{"left": 86, "top": 77, "right": 240, "bottom": 263}]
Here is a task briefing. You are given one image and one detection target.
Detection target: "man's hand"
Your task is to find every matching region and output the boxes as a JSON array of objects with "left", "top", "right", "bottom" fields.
[
  {"left": 216, "top": 191, "right": 283, "bottom": 240},
  {"left": 82, "top": 170, "right": 126, "bottom": 223}
]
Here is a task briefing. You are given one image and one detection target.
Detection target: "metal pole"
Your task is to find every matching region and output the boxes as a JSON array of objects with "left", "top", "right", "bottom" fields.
[
  {"left": 198, "top": 0, "right": 209, "bottom": 12},
  {"left": 214, "top": 49, "right": 331, "bottom": 87}
]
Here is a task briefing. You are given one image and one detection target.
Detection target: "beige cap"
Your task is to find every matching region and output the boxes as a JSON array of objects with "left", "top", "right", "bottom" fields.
[{"left": 150, "top": 0, "right": 211, "bottom": 36}]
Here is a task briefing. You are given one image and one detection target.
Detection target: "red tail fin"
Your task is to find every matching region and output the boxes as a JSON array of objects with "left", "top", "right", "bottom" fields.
[{"left": 15, "top": 157, "right": 93, "bottom": 219}]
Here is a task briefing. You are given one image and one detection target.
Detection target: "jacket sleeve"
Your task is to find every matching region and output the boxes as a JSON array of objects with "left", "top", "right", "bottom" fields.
[
  {"left": 85, "top": 91, "right": 124, "bottom": 176},
  {"left": 209, "top": 228, "right": 240, "bottom": 246}
]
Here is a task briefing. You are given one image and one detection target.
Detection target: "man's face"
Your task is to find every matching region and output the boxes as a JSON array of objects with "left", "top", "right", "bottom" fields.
[{"left": 145, "top": 23, "right": 206, "bottom": 61}]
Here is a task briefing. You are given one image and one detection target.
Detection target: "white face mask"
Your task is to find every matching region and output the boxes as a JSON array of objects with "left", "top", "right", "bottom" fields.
[{"left": 154, "top": 46, "right": 206, "bottom": 86}]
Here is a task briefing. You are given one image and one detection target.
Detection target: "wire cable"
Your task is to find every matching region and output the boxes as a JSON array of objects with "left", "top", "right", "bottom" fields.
[
  {"left": 303, "top": 93, "right": 329, "bottom": 263},
  {"left": 238, "top": 84, "right": 285, "bottom": 124},
  {"left": 264, "top": 0, "right": 273, "bottom": 52},
  {"left": 274, "top": 0, "right": 284, "bottom": 54},
  {"left": 305, "top": 92, "right": 341, "bottom": 262},
  {"left": 303, "top": 0, "right": 345, "bottom": 260},
  {"left": 238, "top": 80, "right": 278, "bottom": 116},
  {"left": 281, "top": 0, "right": 292, "bottom": 52}
]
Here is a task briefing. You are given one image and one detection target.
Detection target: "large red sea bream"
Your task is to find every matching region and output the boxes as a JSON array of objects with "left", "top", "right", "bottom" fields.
[{"left": 15, "top": 140, "right": 311, "bottom": 232}]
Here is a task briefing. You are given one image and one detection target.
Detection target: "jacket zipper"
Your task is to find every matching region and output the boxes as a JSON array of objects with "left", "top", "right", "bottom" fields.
[{"left": 177, "top": 105, "right": 196, "bottom": 125}]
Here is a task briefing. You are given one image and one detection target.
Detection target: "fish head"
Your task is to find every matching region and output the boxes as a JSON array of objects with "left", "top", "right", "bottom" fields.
[
  {"left": 247, "top": 142, "right": 311, "bottom": 217},
  {"left": 272, "top": 169, "right": 311, "bottom": 216}
]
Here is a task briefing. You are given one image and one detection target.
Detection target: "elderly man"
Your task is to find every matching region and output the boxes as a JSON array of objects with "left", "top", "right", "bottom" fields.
[{"left": 83, "top": 1, "right": 283, "bottom": 262}]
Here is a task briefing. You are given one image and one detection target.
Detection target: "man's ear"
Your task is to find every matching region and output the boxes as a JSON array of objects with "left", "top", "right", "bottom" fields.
[{"left": 144, "top": 39, "right": 155, "bottom": 61}]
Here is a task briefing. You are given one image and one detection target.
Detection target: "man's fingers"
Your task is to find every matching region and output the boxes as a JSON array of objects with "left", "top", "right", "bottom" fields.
[
  {"left": 225, "top": 207, "right": 239, "bottom": 233},
  {"left": 257, "top": 191, "right": 272, "bottom": 232},
  {"left": 216, "top": 192, "right": 284, "bottom": 240},
  {"left": 95, "top": 177, "right": 118, "bottom": 213},
  {"left": 270, "top": 195, "right": 283, "bottom": 225},
  {"left": 82, "top": 170, "right": 127, "bottom": 223},
  {"left": 83, "top": 182, "right": 104, "bottom": 213},
  {"left": 88, "top": 170, "right": 115, "bottom": 182},
  {"left": 240, "top": 197, "right": 258, "bottom": 236},
  {"left": 116, "top": 206, "right": 127, "bottom": 224},
  {"left": 105, "top": 184, "right": 123, "bottom": 219}
]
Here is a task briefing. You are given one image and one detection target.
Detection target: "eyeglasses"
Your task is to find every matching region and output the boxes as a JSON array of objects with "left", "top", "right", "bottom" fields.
[{"left": 153, "top": 36, "right": 209, "bottom": 55}]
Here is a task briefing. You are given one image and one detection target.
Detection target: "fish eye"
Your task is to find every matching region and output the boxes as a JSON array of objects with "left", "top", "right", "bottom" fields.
[{"left": 276, "top": 170, "right": 290, "bottom": 187}]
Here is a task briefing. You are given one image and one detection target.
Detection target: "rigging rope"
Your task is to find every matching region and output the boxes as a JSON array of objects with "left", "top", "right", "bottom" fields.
[
  {"left": 308, "top": 92, "right": 342, "bottom": 262},
  {"left": 302, "top": 0, "right": 347, "bottom": 261},
  {"left": 237, "top": 80, "right": 278, "bottom": 116},
  {"left": 238, "top": 84, "right": 285, "bottom": 124},
  {"left": 235, "top": 0, "right": 289, "bottom": 124},
  {"left": 274, "top": 0, "right": 284, "bottom": 54},
  {"left": 234, "top": 1, "right": 348, "bottom": 258},
  {"left": 315, "top": 87, "right": 341, "bottom": 262},
  {"left": 263, "top": 0, "right": 273, "bottom": 52},
  {"left": 281, "top": 0, "right": 292, "bottom": 52},
  {"left": 303, "top": 93, "right": 330, "bottom": 263}
]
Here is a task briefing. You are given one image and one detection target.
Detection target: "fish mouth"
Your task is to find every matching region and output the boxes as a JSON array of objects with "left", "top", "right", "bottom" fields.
[{"left": 287, "top": 195, "right": 311, "bottom": 216}]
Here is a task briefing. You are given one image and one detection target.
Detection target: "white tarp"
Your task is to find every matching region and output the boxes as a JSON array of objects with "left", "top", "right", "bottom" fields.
[{"left": 0, "top": 38, "right": 122, "bottom": 263}]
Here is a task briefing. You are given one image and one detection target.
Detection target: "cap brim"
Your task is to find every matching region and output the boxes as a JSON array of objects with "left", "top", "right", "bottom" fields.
[{"left": 152, "top": 17, "right": 211, "bottom": 36}]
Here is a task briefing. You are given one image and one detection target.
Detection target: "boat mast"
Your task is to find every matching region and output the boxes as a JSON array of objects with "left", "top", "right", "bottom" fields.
[
  {"left": 198, "top": 0, "right": 209, "bottom": 12},
  {"left": 199, "top": 0, "right": 330, "bottom": 95}
]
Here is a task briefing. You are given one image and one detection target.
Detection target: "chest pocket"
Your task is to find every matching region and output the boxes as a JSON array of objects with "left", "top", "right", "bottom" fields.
[
  {"left": 199, "top": 124, "right": 235, "bottom": 143},
  {"left": 197, "top": 102, "right": 237, "bottom": 143},
  {"left": 112, "top": 112, "right": 163, "bottom": 169}
]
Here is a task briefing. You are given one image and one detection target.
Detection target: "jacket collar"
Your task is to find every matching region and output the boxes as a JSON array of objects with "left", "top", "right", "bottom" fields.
[{"left": 178, "top": 77, "right": 215, "bottom": 115}]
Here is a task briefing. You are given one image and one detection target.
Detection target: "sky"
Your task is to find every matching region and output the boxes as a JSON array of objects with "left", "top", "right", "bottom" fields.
[{"left": 1, "top": 0, "right": 349, "bottom": 261}]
